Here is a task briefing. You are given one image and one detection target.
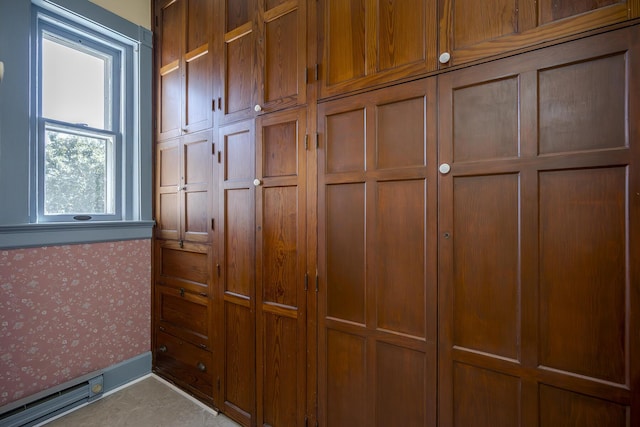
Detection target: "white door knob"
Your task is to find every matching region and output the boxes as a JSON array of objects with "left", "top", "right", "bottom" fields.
[
  {"left": 439, "top": 52, "right": 451, "bottom": 64},
  {"left": 253, "top": 178, "right": 262, "bottom": 186},
  {"left": 439, "top": 163, "right": 451, "bottom": 174},
  {"left": 254, "top": 104, "right": 262, "bottom": 112}
]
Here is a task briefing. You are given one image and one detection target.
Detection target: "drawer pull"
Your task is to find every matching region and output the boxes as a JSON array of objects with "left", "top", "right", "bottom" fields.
[
  {"left": 197, "top": 362, "right": 206, "bottom": 372},
  {"left": 179, "top": 287, "right": 185, "bottom": 297},
  {"left": 159, "top": 345, "right": 168, "bottom": 353}
]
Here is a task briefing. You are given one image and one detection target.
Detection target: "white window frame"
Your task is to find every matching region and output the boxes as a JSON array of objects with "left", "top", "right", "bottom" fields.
[
  {"left": 35, "top": 9, "right": 127, "bottom": 223},
  {"left": 0, "top": 0, "right": 154, "bottom": 249}
]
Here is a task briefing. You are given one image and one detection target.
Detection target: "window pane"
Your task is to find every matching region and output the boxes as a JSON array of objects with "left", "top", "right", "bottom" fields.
[
  {"left": 44, "top": 125, "right": 115, "bottom": 215},
  {"left": 42, "top": 35, "right": 111, "bottom": 129}
]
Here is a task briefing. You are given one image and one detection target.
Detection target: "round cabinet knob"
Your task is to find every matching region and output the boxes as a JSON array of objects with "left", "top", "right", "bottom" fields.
[
  {"left": 439, "top": 52, "right": 451, "bottom": 64},
  {"left": 254, "top": 104, "right": 262, "bottom": 112},
  {"left": 159, "top": 345, "right": 167, "bottom": 353},
  {"left": 197, "top": 362, "right": 206, "bottom": 372},
  {"left": 439, "top": 163, "right": 451, "bottom": 174},
  {"left": 253, "top": 178, "right": 262, "bottom": 186}
]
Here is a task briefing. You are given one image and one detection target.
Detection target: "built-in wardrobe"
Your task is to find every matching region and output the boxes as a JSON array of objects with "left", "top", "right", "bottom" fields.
[{"left": 152, "top": 1, "right": 640, "bottom": 426}]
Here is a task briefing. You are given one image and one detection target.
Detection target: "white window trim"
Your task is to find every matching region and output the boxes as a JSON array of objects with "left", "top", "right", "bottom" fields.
[{"left": 0, "top": 0, "right": 154, "bottom": 249}]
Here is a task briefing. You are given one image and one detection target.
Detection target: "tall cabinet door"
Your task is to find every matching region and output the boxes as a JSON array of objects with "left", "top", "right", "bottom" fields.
[
  {"left": 217, "top": 110, "right": 308, "bottom": 427},
  {"left": 217, "top": 119, "right": 256, "bottom": 425},
  {"left": 437, "top": 26, "right": 640, "bottom": 426},
  {"left": 317, "top": 79, "right": 438, "bottom": 426},
  {"left": 255, "top": 107, "right": 307, "bottom": 427},
  {"left": 155, "top": 0, "right": 214, "bottom": 141}
]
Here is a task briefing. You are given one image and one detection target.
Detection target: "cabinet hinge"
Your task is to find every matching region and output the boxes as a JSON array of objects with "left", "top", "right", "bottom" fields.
[
  {"left": 217, "top": 378, "right": 220, "bottom": 391},
  {"left": 212, "top": 142, "right": 215, "bottom": 155},
  {"left": 218, "top": 151, "right": 221, "bottom": 164},
  {"left": 212, "top": 98, "right": 215, "bottom": 111},
  {"left": 304, "top": 134, "right": 309, "bottom": 150},
  {"left": 211, "top": 218, "right": 215, "bottom": 230},
  {"left": 155, "top": 16, "right": 158, "bottom": 27},
  {"left": 315, "top": 272, "right": 319, "bottom": 292},
  {"left": 314, "top": 64, "right": 319, "bottom": 81},
  {"left": 304, "top": 272, "right": 309, "bottom": 291},
  {"left": 315, "top": 133, "right": 319, "bottom": 149},
  {"left": 305, "top": 67, "right": 308, "bottom": 84},
  {"left": 217, "top": 263, "right": 221, "bottom": 277},
  {"left": 305, "top": 416, "right": 308, "bottom": 427}
]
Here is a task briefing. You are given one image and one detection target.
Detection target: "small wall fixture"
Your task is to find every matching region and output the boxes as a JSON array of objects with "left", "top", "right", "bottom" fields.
[{"left": 0, "top": 61, "right": 4, "bottom": 83}]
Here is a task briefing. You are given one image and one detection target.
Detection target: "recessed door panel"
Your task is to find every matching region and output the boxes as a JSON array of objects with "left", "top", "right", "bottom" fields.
[
  {"left": 265, "top": 10, "right": 298, "bottom": 104},
  {"left": 326, "top": 183, "right": 366, "bottom": 324},
  {"left": 538, "top": 53, "right": 627, "bottom": 154},
  {"left": 326, "top": 329, "right": 367, "bottom": 427},
  {"left": 452, "top": 174, "right": 520, "bottom": 360},
  {"left": 376, "top": 342, "right": 428, "bottom": 427},
  {"left": 376, "top": 96, "right": 426, "bottom": 169},
  {"left": 452, "top": 77, "right": 519, "bottom": 162},
  {"left": 325, "top": 108, "right": 366, "bottom": 173},
  {"left": 539, "top": 167, "right": 627, "bottom": 383},
  {"left": 453, "top": 363, "right": 521, "bottom": 427},
  {"left": 539, "top": 384, "right": 629, "bottom": 426},
  {"left": 375, "top": 179, "right": 426, "bottom": 339}
]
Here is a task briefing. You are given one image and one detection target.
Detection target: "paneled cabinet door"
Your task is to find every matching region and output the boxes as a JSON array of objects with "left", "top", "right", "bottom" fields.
[
  {"left": 254, "top": 107, "right": 307, "bottom": 427},
  {"left": 219, "top": 0, "right": 306, "bottom": 124},
  {"left": 317, "top": 79, "right": 438, "bottom": 426},
  {"left": 216, "top": 108, "right": 308, "bottom": 427},
  {"left": 155, "top": 130, "right": 214, "bottom": 244},
  {"left": 319, "top": 0, "right": 437, "bottom": 98},
  {"left": 155, "top": 0, "right": 215, "bottom": 141},
  {"left": 437, "top": 25, "right": 640, "bottom": 426},
  {"left": 438, "top": 0, "right": 640, "bottom": 67},
  {"left": 216, "top": 119, "right": 256, "bottom": 425}
]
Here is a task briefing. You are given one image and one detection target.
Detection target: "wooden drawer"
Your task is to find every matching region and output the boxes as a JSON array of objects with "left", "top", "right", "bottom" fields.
[
  {"left": 155, "top": 285, "right": 212, "bottom": 349},
  {"left": 155, "top": 330, "right": 214, "bottom": 400},
  {"left": 154, "top": 240, "right": 212, "bottom": 295}
]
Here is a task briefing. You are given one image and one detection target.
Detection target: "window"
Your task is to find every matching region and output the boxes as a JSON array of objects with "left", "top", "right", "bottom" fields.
[
  {"left": 0, "top": 1, "right": 153, "bottom": 248},
  {"left": 35, "top": 11, "right": 127, "bottom": 222}
]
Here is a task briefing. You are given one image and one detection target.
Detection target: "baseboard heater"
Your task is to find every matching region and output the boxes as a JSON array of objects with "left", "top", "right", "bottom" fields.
[{"left": 0, "top": 371, "right": 104, "bottom": 427}]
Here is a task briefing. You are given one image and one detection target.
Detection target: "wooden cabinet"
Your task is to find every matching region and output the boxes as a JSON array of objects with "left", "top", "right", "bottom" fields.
[
  {"left": 155, "top": 0, "right": 215, "bottom": 141},
  {"left": 318, "top": 0, "right": 640, "bottom": 98},
  {"left": 317, "top": 79, "right": 438, "bottom": 426},
  {"left": 318, "top": 0, "right": 438, "bottom": 98},
  {"left": 218, "top": 0, "right": 307, "bottom": 124},
  {"left": 153, "top": 240, "right": 215, "bottom": 404},
  {"left": 155, "top": 130, "right": 214, "bottom": 244},
  {"left": 215, "top": 107, "right": 308, "bottom": 426},
  {"left": 151, "top": 0, "right": 640, "bottom": 424},
  {"left": 437, "top": 25, "right": 640, "bottom": 426},
  {"left": 438, "top": 0, "right": 640, "bottom": 66}
]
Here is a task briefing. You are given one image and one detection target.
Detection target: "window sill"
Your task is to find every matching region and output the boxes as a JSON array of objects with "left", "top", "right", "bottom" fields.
[{"left": 0, "top": 220, "right": 155, "bottom": 249}]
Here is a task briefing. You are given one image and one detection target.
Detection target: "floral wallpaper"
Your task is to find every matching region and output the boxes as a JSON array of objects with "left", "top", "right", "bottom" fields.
[{"left": 0, "top": 240, "right": 151, "bottom": 407}]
